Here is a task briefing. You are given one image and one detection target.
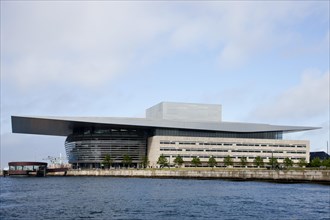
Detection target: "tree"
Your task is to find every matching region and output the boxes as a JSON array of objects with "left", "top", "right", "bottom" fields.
[
  {"left": 268, "top": 157, "right": 278, "bottom": 169},
  {"left": 141, "top": 156, "right": 149, "bottom": 169},
  {"left": 102, "top": 154, "right": 113, "bottom": 169},
  {"left": 310, "top": 157, "right": 322, "bottom": 167},
  {"left": 173, "top": 155, "right": 184, "bottom": 167},
  {"left": 254, "top": 156, "right": 264, "bottom": 168},
  {"left": 224, "top": 155, "right": 233, "bottom": 167},
  {"left": 157, "top": 154, "right": 168, "bottom": 168},
  {"left": 208, "top": 156, "right": 217, "bottom": 168},
  {"left": 284, "top": 157, "right": 293, "bottom": 168},
  {"left": 298, "top": 158, "right": 307, "bottom": 168},
  {"left": 240, "top": 157, "right": 247, "bottom": 167},
  {"left": 122, "top": 154, "right": 132, "bottom": 168},
  {"left": 321, "top": 158, "right": 330, "bottom": 167},
  {"left": 191, "top": 156, "right": 201, "bottom": 167}
]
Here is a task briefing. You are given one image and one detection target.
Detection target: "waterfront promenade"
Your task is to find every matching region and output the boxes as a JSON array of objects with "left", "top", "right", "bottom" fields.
[{"left": 45, "top": 168, "right": 330, "bottom": 183}]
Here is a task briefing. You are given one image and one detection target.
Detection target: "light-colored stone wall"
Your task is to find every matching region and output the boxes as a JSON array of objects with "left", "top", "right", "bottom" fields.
[
  {"left": 147, "top": 136, "right": 310, "bottom": 167},
  {"left": 47, "top": 169, "right": 330, "bottom": 183},
  {"left": 147, "top": 136, "right": 160, "bottom": 167}
]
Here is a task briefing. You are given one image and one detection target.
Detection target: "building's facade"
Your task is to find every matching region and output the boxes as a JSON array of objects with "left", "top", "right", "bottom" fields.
[{"left": 11, "top": 102, "right": 318, "bottom": 168}]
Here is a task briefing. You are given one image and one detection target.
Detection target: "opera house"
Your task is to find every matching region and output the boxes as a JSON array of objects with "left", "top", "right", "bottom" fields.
[{"left": 11, "top": 102, "right": 318, "bottom": 168}]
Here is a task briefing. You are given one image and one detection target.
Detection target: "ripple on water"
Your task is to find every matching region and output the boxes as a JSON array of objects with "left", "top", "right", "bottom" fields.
[{"left": 0, "top": 177, "right": 329, "bottom": 220}]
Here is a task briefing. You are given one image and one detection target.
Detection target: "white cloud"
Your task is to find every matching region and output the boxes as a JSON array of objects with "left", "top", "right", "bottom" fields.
[
  {"left": 214, "top": 1, "right": 324, "bottom": 69},
  {"left": 2, "top": 1, "right": 328, "bottom": 89},
  {"left": 2, "top": 2, "right": 176, "bottom": 88},
  {"left": 251, "top": 70, "right": 329, "bottom": 123},
  {"left": 1, "top": 1, "right": 329, "bottom": 167}
]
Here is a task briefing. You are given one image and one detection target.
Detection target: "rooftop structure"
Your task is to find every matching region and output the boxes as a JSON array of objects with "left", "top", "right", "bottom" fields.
[
  {"left": 11, "top": 102, "right": 319, "bottom": 168},
  {"left": 146, "top": 102, "right": 222, "bottom": 122}
]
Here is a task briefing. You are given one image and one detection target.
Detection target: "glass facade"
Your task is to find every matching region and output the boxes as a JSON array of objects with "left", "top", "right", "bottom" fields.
[
  {"left": 65, "top": 126, "right": 285, "bottom": 168},
  {"left": 153, "top": 129, "right": 283, "bottom": 139},
  {"left": 65, "top": 127, "right": 148, "bottom": 169}
]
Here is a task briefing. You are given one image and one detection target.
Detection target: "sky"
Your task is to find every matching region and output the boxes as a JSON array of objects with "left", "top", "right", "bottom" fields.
[{"left": 1, "top": 1, "right": 329, "bottom": 168}]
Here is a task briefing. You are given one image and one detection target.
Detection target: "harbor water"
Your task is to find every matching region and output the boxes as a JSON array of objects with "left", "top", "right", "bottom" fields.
[{"left": 1, "top": 177, "right": 329, "bottom": 219}]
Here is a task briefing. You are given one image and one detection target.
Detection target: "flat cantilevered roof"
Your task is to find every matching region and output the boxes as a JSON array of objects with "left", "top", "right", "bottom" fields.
[{"left": 11, "top": 116, "right": 319, "bottom": 137}]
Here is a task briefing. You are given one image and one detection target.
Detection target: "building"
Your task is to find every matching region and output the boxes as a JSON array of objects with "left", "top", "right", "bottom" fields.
[
  {"left": 310, "top": 151, "right": 330, "bottom": 161},
  {"left": 7, "top": 162, "right": 47, "bottom": 176},
  {"left": 11, "top": 102, "right": 318, "bottom": 168}
]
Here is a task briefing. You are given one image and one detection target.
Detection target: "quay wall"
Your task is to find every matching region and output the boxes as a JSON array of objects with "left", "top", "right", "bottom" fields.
[{"left": 47, "top": 169, "right": 330, "bottom": 183}]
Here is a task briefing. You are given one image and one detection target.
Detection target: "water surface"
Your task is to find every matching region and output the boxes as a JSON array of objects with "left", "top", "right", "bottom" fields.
[{"left": 1, "top": 177, "right": 329, "bottom": 219}]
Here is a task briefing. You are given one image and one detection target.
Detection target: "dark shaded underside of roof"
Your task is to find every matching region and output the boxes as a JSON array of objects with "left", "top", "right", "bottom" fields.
[{"left": 11, "top": 116, "right": 319, "bottom": 137}]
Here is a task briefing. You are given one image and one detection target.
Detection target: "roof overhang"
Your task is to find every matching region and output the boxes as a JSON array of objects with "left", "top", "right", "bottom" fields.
[{"left": 11, "top": 116, "right": 320, "bottom": 137}]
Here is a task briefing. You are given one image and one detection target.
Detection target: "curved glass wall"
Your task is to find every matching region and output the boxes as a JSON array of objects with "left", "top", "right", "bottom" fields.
[{"left": 65, "top": 127, "right": 148, "bottom": 169}]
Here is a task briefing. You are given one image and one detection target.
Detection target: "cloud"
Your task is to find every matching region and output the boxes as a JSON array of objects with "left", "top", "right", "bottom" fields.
[
  {"left": 281, "top": 30, "right": 330, "bottom": 59},
  {"left": 1, "top": 1, "right": 329, "bottom": 167},
  {"left": 2, "top": 1, "right": 328, "bottom": 90},
  {"left": 250, "top": 70, "right": 329, "bottom": 123},
  {"left": 2, "top": 2, "right": 170, "bottom": 88},
  {"left": 215, "top": 1, "right": 329, "bottom": 69}
]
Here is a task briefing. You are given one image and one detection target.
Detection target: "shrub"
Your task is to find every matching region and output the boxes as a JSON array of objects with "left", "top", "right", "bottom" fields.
[
  {"left": 321, "top": 158, "right": 330, "bottom": 167},
  {"left": 310, "top": 157, "right": 322, "bottom": 167}
]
